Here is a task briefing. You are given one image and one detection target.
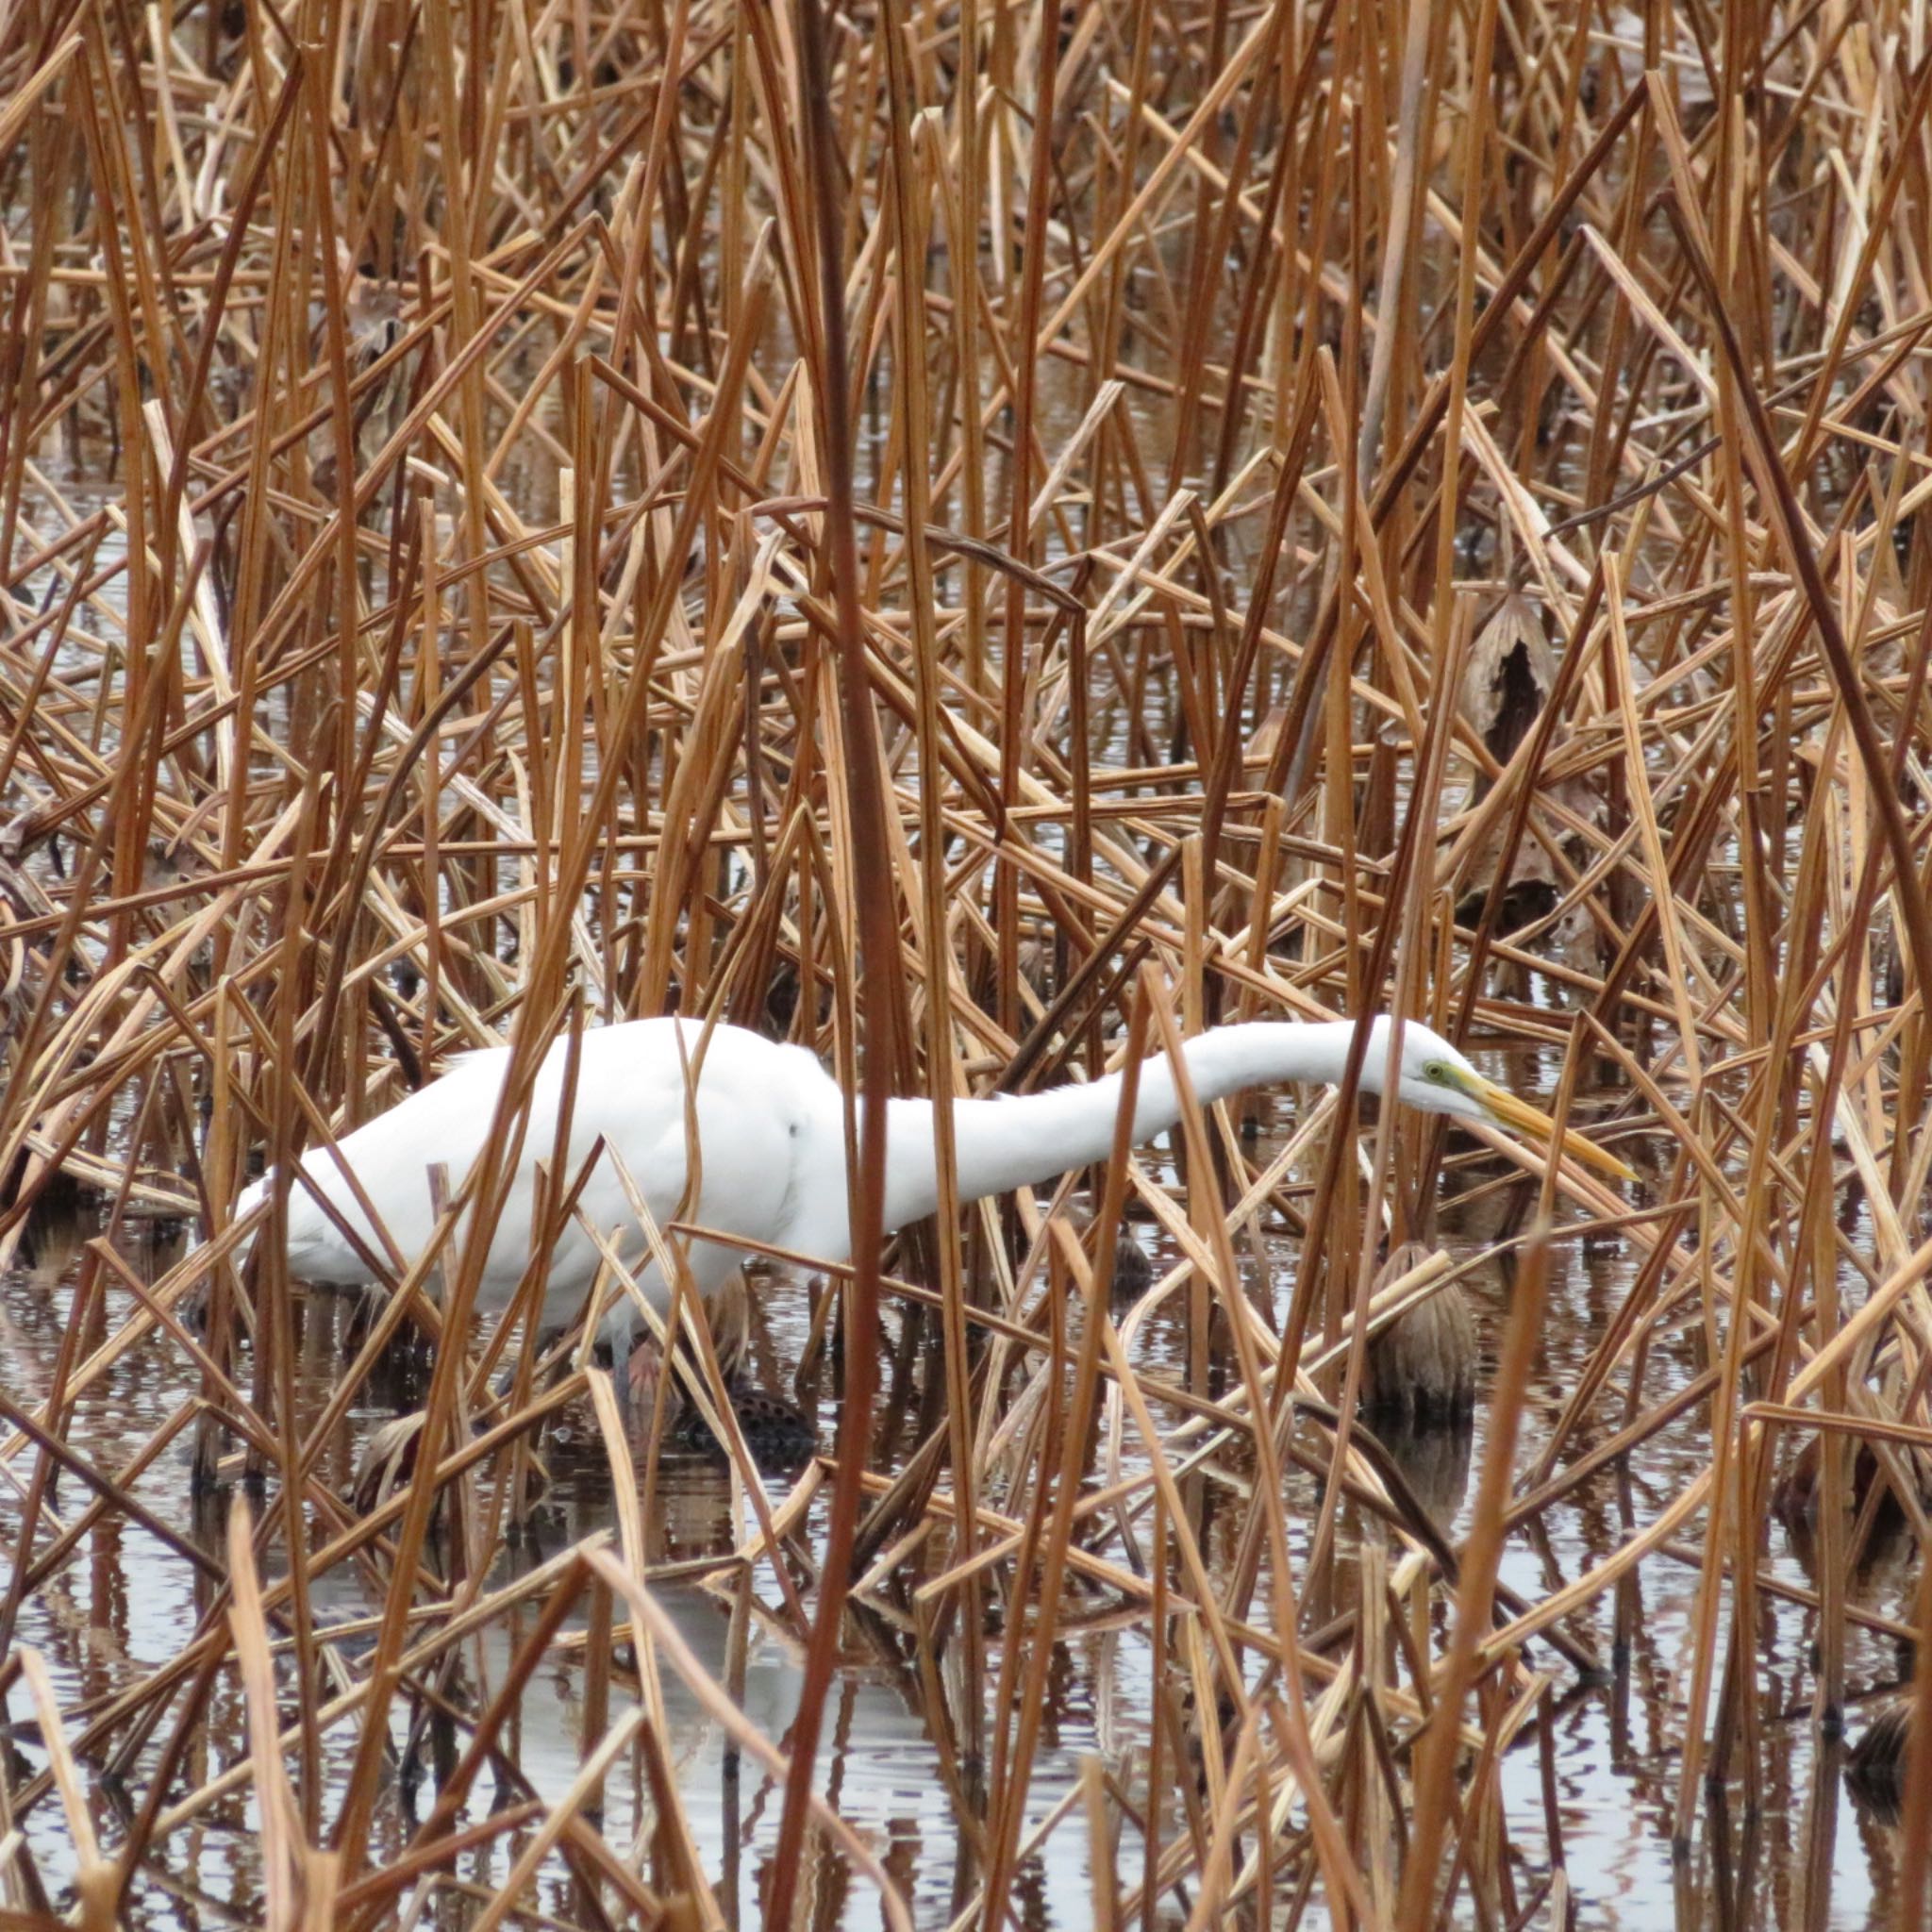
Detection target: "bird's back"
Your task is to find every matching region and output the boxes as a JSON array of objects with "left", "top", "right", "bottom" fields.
[{"left": 246, "top": 1018, "right": 845, "bottom": 1330}]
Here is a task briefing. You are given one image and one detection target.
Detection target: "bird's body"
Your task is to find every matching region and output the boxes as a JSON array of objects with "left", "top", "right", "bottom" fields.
[
  {"left": 243, "top": 1013, "right": 1624, "bottom": 1348},
  {"left": 249, "top": 1021, "right": 848, "bottom": 1340}
]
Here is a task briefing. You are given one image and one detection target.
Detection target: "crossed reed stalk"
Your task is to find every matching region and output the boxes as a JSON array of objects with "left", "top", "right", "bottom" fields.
[{"left": 1, "top": 0, "right": 1930, "bottom": 1924}]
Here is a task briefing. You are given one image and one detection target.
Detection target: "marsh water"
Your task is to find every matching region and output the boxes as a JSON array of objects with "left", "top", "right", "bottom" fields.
[{"left": 0, "top": 1041, "right": 1916, "bottom": 1930}]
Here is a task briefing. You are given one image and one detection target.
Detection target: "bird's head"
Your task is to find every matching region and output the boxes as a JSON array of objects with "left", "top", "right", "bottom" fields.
[{"left": 1369, "top": 1017, "right": 1633, "bottom": 1180}]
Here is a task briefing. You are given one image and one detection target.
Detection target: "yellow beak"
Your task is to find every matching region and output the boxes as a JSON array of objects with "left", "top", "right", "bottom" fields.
[{"left": 1467, "top": 1074, "right": 1636, "bottom": 1182}]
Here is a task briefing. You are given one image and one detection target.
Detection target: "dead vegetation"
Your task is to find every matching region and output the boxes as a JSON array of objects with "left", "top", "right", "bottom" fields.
[{"left": 2, "top": 0, "right": 1932, "bottom": 1924}]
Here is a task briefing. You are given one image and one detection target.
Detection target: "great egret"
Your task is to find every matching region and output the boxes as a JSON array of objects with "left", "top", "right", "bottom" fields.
[{"left": 241, "top": 1014, "right": 1628, "bottom": 1356}]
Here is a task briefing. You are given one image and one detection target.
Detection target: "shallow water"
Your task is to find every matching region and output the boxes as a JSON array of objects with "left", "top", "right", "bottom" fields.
[{"left": 0, "top": 1046, "right": 1916, "bottom": 1927}]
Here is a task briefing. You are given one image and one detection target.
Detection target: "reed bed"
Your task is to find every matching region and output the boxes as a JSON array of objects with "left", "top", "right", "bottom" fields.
[{"left": 0, "top": 0, "right": 1929, "bottom": 1924}]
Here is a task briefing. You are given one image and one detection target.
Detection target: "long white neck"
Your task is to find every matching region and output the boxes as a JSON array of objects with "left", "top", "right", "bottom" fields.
[{"left": 879, "top": 1021, "right": 1373, "bottom": 1230}]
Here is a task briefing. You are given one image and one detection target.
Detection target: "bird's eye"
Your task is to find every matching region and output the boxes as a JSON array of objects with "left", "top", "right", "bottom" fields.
[{"left": 1424, "top": 1060, "right": 1451, "bottom": 1084}]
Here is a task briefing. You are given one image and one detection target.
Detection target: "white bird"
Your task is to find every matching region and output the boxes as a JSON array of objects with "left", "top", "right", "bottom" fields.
[{"left": 240, "top": 1014, "right": 1628, "bottom": 1356}]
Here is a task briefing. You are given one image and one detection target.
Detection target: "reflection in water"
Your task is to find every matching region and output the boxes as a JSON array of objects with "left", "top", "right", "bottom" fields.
[
  {"left": 1376, "top": 1415, "right": 1474, "bottom": 1530},
  {"left": 1844, "top": 1702, "right": 1911, "bottom": 1824},
  {"left": 12, "top": 1171, "right": 89, "bottom": 1284}
]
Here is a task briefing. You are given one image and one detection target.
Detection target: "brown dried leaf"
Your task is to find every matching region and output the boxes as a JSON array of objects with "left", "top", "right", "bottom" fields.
[
  {"left": 1364, "top": 1241, "right": 1477, "bottom": 1421},
  {"left": 1460, "top": 593, "right": 1557, "bottom": 766}
]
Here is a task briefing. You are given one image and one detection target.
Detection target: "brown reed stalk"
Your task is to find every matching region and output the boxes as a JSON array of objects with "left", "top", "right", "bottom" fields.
[
  {"left": 5, "top": 0, "right": 1932, "bottom": 1924},
  {"left": 761, "top": 0, "right": 907, "bottom": 1919}
]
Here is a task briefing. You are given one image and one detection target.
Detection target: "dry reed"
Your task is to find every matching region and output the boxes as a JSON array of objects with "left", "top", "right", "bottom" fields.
[{"left": 1, "top": 0, "right": 1930, "bottom": 1925}]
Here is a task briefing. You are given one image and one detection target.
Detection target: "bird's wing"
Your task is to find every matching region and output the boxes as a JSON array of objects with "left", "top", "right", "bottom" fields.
[
  {"left": 264, "top": 1019, "right": 845, "bottom": 1303},
  {"left": 557, "top": 1025, "right": 841, "bottom": 1315}
]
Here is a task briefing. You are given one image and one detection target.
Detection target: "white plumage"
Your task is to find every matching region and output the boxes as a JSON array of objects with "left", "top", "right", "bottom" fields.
[
  {"left": 240, "top": 1013, "right": 1626, "bottom": 1351},
  {"left": 243, "top": 1022, "right": 845, "bottom": 1342}
]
